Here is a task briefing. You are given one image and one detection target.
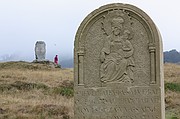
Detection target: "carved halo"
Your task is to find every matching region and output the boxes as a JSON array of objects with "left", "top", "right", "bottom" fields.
[{"left": 101, "top": 9, "right": 133, "bottom": 37}]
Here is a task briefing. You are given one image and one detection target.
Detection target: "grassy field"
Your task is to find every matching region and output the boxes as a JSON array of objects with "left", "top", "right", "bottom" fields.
[
  {"left": 0, "top": 61, "right": 74, "bottom": 119},
  {"left": 0, "top": 61, "right": 179, "bottom": 119},
  {"left": 164, "top": 63, "right": 180, "bottom": 119}
]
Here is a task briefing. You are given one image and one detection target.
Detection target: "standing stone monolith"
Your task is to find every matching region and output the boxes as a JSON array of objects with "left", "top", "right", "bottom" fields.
[
  {"left": 35, "top": 41, "right": 46, "bottom": 61},
  {"left": 74, "top": 3, "right": 165, "bottom": 119}
]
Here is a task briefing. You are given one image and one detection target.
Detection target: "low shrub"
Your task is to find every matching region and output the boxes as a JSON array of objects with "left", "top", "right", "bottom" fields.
[{"left": 165, "top": 82, "right": 180, "bottom": 92}]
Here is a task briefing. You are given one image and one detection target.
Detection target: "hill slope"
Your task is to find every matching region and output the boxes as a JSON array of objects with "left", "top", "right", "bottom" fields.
[
  {"left": 164, "top": 49, "right": 180, "bottom": 63},
  {"left": 0, "top": 61, "right": 179, "bottom": 119},
  {"left": 0, "top": 61, "right": 73, "bottom": 119}
]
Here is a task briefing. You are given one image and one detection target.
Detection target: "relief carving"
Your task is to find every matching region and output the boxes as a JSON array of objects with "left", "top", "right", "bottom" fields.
[
  {"left": 75, "top": 4, "right": 164, "bottom": 119},
  {"left": 100, "top": 10, "right": 135, "bottom": 84}
]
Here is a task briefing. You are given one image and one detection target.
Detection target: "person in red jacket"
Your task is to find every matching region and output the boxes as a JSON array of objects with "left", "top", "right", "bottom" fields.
[{"left": 54, "top": 55, "right": 58, "bottom": 64}]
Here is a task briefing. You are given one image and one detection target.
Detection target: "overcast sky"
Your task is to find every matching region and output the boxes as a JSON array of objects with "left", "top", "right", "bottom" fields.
[{"left": 0, "top": 0, "right": 180, "bottom": 61}]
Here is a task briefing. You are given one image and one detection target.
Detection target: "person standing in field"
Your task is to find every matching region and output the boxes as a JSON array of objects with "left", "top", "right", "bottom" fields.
[{"left": 54, "top": 55, "right": 58, "bottom": 64}]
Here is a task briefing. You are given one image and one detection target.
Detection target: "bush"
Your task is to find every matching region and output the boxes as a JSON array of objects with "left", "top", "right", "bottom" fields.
[
  {"left": 165, "top": 82, "right": 180, "bottom": 92},
  {"left": 52, "top": 87, "right": 73, "bottom": 97},
  {"left": 171, "top": 117, "right": 178, "bottom": 119},
  {"left": 11, "top": 81, "right": 49, "bottom": 91}
]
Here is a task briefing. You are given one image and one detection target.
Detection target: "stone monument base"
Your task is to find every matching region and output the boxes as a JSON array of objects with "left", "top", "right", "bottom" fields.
[{"left": 32, "top": 60, "right": 61, "bottom": 68}]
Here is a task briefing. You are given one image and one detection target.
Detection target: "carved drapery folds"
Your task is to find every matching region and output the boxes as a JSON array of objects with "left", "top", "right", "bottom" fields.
[{"left": 100, "top": 10, "right": 135, "bottom": 84}]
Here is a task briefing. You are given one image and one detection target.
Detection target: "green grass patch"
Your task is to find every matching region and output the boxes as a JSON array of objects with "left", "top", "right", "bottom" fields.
[
  {"left": 171, "top": 117, "right": 179, "bottom": 119},
  {"left": 166, "top": 111, "right": 180, "bottom": 119},
  {"left": 11, "top": 81, "right": 49, "bottom": 91},
  {"left": 0, "top": 81, "right": 49, "bottom": 92},
  {"left": 50, "top": 80, "right": 74, "bottom": 97},
  {"left": 0, "top": 80, "right": 74, "bottom": 98},
  {"left": 52, "top": 87, "right": 73, "bottom": 97},
  {"left": 165, "top": 82, "right": 180, "bottom": 92}
]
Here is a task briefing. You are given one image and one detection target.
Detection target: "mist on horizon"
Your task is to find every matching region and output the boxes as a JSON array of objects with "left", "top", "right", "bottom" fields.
[{"left": 1, "top": 1, "right": 180, "bottom": 66}]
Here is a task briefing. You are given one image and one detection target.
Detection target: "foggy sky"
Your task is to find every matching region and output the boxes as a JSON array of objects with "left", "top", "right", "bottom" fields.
[{"left": 0, "top": 0, "right": 180, "bottom": 61}]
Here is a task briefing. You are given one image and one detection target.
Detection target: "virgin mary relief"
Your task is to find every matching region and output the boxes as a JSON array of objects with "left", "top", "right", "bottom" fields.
[{"left": 100, "top": 10, "right": 135, "bottom": 84}]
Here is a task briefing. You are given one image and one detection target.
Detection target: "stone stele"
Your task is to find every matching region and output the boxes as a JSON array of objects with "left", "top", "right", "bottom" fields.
[
  {"left": 74, "top": 3, "right": 165, "bottom": 119},
  {"left": 35, "top": 41, "right": 46, "bottom": 61}
]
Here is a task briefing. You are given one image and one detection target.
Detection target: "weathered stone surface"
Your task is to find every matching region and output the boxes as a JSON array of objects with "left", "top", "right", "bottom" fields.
[
  {"left": 74, "top": 3, "right": 165, "bottom": 119},
  {"left": 35, "top": 41, "right": 46, "bottom": 61}
]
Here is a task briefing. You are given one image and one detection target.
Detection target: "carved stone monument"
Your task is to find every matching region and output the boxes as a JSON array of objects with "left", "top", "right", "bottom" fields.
[
  {"left": 35, "top": 41, "right": 46, "bottom": 61},
  {"left": 74, "top": 3, "right": 165, "bottom": 119}
]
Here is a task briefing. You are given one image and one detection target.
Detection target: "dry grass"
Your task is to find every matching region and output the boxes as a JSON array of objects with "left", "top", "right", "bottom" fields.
[
  {"left": 164, "top": 63, "right": 180, "bottom": 83},
  {"left": 164, "top": 63, "right": 180, "bottom": 119},
  {"left": 0, "top": 68, "right": 73, "bottom": 87},
  {"left": 0, "top": 61, "right": 74, "bottom": 119},
  {"left": 0, "top": 62, "right": 180, "bottom": 119}
]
